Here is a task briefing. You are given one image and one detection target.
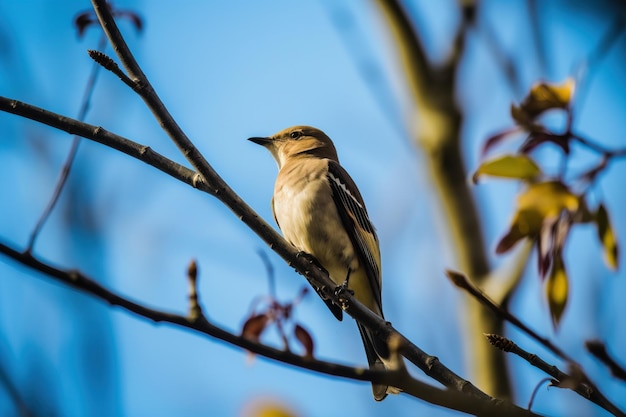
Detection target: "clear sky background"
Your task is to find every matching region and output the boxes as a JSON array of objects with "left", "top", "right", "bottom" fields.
[{"left": 1, "top": 1, "right": 626, "bottom": 416}]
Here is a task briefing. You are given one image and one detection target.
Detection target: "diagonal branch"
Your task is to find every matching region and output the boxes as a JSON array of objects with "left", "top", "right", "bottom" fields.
[
  {"left": 449, "top": 270, "right": 626, "bottom": 415},
  {"left": 586, "top": 341, "right": 626, "bottom": 382},
  {"left": 487, "top": 334, "right": 625, "bottom": 417},
  {"left": 27, "top": 34, "right": 108, "bottom": 252}
]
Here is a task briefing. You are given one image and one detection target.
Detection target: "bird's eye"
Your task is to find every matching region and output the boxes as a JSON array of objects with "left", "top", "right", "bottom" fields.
[{"left": 289, "top": 130, "right": 302, "bottom": 139}]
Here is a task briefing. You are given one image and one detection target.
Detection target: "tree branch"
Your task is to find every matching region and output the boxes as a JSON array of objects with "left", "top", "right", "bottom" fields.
[
  {"left": 0, "top": 95, "right": 503, "bottom": 406},
  {"left": 448, "top": 270, "right": 625, "bottom": 415},
  {"left": 0, "top": 239, "right": 540, "bottom": 416},
  {"left": 586, "top": 341, "right": 626, "bottom": 383},
  {"left": 487, "top": 334, "right": 625, "bottom": 417}
]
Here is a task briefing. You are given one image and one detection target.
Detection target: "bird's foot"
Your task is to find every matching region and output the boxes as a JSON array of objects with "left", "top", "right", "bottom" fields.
[
  {"left": 333, "top": 282, "right": 353, "bottom": 310},
  {"left": 334, "top": 281, "right": 354, "bottom": 297}
]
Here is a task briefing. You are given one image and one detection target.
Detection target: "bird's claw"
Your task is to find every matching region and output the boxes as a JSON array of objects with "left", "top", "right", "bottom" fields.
[{"left": 334, "top": 281, "right": 354, "bottom": 297}]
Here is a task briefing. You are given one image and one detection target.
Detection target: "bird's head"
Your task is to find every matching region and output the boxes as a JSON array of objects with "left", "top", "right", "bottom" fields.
[{"left": 249, "top": 126, "right": 339, "bottom": 168}]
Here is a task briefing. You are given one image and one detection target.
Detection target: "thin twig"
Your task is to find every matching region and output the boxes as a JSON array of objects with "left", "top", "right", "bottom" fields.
[
  {"left": 447, "top": 270, "right": 572, "bottom": 362},
  {"left": 448, "top": 272, "right": 626, "bottom": 415},
  {"left": 26, "top": 34, "right": 107, "bottom": 252},
  {"left": 527, "top": 0, "right": 548, "bottom": 76},
  {"left": 527, "top": 377, "right": 552, "bottom": 412},
  {"left": 476, "top": 6, "right": 523, "bottom": 96},
  {"left": 586, "top": 340, "right": 626, "bottom": 382},
  {"left": 0, "top": 97, "right": 205, "bottom": 194},
  {"left": 572, "top": 17, "right": 626, "bottom": 123},
  {"left": 486, "top": 334, "right": 625, "bottom": 416},
  {"left": 87, "top": 49, "right": 134, "bottom": 88},
  {"left": 256, "top": 250, "right": 277, "bottom": 299},
  {"left": 187, "top": 259, "right": 204, "bottom": 321},
  {"left": 570, "top": 132, "right": 626, "bottom": 158},
  {"left": 0, "top": 362, "right": 33, "bottom": 417}
]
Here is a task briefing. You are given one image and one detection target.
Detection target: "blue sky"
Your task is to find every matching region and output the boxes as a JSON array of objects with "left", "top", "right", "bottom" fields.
[{"left": 1, "top": 1, "right": 626, "bottom": 416}]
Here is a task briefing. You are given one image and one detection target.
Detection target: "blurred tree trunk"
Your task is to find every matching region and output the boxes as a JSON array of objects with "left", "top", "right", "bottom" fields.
[{"left": 374, "top": 0, "right": 512, "bottom": 399}]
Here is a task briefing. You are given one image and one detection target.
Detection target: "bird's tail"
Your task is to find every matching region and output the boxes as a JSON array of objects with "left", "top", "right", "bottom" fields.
[{"left": 357, "top": 323, "right": 392, "bottom": 401}]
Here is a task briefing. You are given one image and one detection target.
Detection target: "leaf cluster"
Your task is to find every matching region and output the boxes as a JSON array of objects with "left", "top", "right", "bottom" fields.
[{"left": 474, "top": 79, "right": 620, "bottom": 327}]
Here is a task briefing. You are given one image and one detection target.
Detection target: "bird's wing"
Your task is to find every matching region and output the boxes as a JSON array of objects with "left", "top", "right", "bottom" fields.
[{"left": 327, "top": 161, "right": 382, "bottom": 311}]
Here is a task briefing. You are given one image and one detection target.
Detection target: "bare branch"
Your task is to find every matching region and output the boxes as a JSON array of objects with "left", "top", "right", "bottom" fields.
[
  {"left": 0, "top": 362, "right": 33, "bottom": 417},
  {"left": 586, "top": 340, "right": 626, "bottom": 382},
  {"left": 87, "top": 49, "right": 134, "bottom": 88},
  {"left": 447, "top": 270, "right": 571, "bottom": 362},
  {"left": 486, "top": 334, "right": 625, "bottom": 416},
  {"left": 27, "top": 34, "right": 108, "bottom": 252},
  {"left": 449, "top": 270, "right": 625, "bottom": 415},
  {"left": 0, "top": 96, "right": 205, "bottom": 194}
]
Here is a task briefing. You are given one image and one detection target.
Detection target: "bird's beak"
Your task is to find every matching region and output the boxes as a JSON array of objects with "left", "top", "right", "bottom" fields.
[{"left": 248, "top": 136, "right": 273, "bottom": 147}]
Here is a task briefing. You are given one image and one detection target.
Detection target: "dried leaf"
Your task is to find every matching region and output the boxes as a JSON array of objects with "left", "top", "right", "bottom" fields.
[
  {"left": 241, "top": 313, "right": 270, "bottom": 342},
  {"left": 496, "top": 181, "right": 578, "bottom": 254},
  {"left": 595, "top": 204, "right": 619, "bottom": 269},
  {"left": 294, "top": 324, "right": 314, "bottom": 358},
  {"left": 495, "top": 221, "right": 528, "bottom": 254},
  {"left": 546, "top": 255, "right": 568, "bottom": 328},
  {"left": 473, "top": 154, "right": 541, "bottom": 183},
  {"left": 513, "top": 78, "right": 575, "bottom": 125}
]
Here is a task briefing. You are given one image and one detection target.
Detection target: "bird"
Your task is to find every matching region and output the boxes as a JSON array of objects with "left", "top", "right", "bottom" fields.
[{"left": 249, "top": 125, "right": 399, "bottom": 400}]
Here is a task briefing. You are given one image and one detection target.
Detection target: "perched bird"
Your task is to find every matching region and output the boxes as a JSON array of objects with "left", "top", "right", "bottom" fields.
[{"left": 249, "top": 125, "right": 398, "bottom": 400}]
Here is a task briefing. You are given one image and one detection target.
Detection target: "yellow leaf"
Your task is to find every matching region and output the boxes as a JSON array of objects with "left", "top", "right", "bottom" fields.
[
  {"left": 596, "top": 204, "right": 619, "bottom": 269},
  {"left": 496, "top": 181, "right": 579, "bottom": 253},
  {"left": 473, "top": 154, "right": 541, "bottom": 183},
  {"left": 517, "top": 181, "right": 579, "bottom": 220},
  {"left": 546, "top": 255, "right": 568, "bottom": 328},
  {"left": 513, "top": 78, "right": 575, "bottom": 124}
]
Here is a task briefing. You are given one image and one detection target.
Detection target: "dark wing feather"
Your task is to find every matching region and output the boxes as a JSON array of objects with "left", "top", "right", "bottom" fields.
[{"left": 327, "top": 161, "right": 382, "bottom": 311}]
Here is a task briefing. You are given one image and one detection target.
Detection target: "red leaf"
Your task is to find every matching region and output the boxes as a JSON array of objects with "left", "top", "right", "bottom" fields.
[
  {"left": 294, "top": 324, "right": 314, "bottom": 358},
  {"left": 241, "top": 313, "right": 269, "bottom": 342},
  {"left": 495, "top": 224, "right": 526, "bottom": 254}
]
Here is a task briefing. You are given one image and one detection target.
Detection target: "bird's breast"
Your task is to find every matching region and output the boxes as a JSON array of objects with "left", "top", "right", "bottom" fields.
[{"left": 273, "top": 164, "right": 357, "bottom": 283}]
